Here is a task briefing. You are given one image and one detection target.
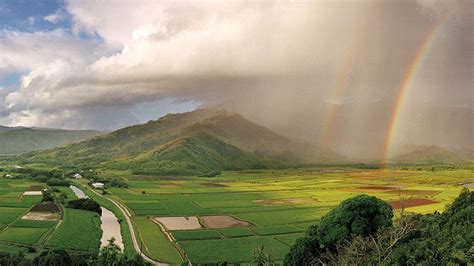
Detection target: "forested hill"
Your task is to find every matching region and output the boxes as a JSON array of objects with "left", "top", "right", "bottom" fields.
[
  {"left": 25, "top": 108, "right": 341, "bottom": 176},
  {"left": 0, "top": 127, "right": 102, "bottom": 154}
]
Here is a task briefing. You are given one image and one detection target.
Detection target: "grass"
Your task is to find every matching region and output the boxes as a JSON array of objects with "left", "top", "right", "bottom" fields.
[
  {"left": 1, "top": 167, "right": 472, "bottom": 263},
  {"left": 11, "top": 219, "right": 57, "bottom": 228},
  {"left": 133, "top": 216, "right": 183, "bottom": 264},
  {"left": 252, "top": 225, "right": 304, "bottom": 235},
  {"left": 102, "top": 167, "right": 473, "bottom": 263},
  {"left": 178, "top": 236, "right": 290, "bottom": 263},
  {"left": 219, "top": 227, "right": 255, "bottom": 238},
  {"left": 0, "top": 227, "right": 49, "bottom": 245},
  {"left": 46, "top": 208, "right": 101, "bottom": 253},
  {"left": 172, "top": 229, "right": 222, "bottom": 241},
  {"left": 0, "top": 208, "right": 27, "bottom": 224},
  {"left": 275, "top": 233, "right": 305, "bottom": 246}
]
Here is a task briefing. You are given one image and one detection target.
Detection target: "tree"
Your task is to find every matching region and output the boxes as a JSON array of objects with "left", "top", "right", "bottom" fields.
[
  {"left": 97, "top": 238, "right": 150, "bottom": 266},
  {"left": 317, "top": 194, "right": 393, "bottom": 249},
  {"left": 285, "top": 195, "right": 393, "bottom": 265},
  {"left": 33, "top": 249, "right": 72, "bottom": 266},
  {"left": 41, "top": 189, "right": 54, "bottom": 202},
  {"left": 67, "top": 198, "right": 102, "bottom": 214},
  {"left": 253, "top": 245, "right": 275, "bottom": 266}
]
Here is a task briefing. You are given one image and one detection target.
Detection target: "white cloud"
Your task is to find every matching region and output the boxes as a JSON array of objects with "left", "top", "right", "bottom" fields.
[
  {"left": 44, "top": 9, "right": 65, "bottom": 24},
  {"left": 0, "top": 0, "right": 471, "bottom": 150}
]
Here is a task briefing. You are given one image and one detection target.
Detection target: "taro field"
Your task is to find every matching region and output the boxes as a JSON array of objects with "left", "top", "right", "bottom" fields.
[
  {"left": 101, "top": 168, "right": 474, "bottom": 264},
  {"left": 0, "top": 178, "right": 58, "bottom": 254}
]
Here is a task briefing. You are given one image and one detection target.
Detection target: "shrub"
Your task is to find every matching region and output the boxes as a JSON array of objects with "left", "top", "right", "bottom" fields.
[{"left": 67, "top": 199, "right": 102, "bottom": 215}]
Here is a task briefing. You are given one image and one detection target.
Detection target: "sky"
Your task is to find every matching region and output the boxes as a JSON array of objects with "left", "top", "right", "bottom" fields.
[{"left": 0, "top": 0, "right": 472, "bottom": 158}]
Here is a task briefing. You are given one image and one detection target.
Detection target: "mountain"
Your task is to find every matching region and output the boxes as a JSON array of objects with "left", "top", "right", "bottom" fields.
[
  {"left": 0, "top": 127, "right": 103, "bottom": 155},
  {"left": 26, "top": 109, "right": 340, "bottom": 175},
  {"left": 393, "top": 144, "right": 471, "bottom": 164}
]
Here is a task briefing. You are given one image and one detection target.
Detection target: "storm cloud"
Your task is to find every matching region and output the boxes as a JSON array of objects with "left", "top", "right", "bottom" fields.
[{"left": 0, "top": 0, "right": 472, "bottom": 159}]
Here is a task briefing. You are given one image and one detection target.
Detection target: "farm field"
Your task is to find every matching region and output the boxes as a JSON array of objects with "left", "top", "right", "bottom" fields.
[
  {"left": 0, "top": 178, "right": 58, "bottom": 253},
  {"left": 46, "top": 208, "right": 101, "bottom": 253},
  {"left": 99, "top": 167, "right": 473, "bottom": 264}
]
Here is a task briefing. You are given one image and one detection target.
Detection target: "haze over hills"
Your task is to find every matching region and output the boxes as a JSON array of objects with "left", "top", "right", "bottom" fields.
[
  {"left": 0, "top": 126, "right": 103, "bottom": 154},
  {"left": 25, "top": 109, "right": 341, "bottom": 175},
  {"left": 393, "top": 144, "right": 474, "bottom": 164}
]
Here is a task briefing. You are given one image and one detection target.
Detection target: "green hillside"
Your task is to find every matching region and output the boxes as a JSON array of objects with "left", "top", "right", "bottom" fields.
[
  {"left": 25, "top": 109, "right": 339, "bottom": 175},
  {"left": 394, "top": 144, "right": 469, "bottom": 164},
  {"left": 0, "top": 127, "right": 102, "bottom": 154}
]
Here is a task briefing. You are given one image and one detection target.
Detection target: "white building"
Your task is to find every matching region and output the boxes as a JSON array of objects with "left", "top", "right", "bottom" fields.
[
  {"left": 92, "top": 182, "right": 105, "bottom": 189},
  {"left": 73, "top": 173, "right": 83, "bottom": 179},
  {"left": 5, "top": 174, "right": 13, "bottom": 178}
]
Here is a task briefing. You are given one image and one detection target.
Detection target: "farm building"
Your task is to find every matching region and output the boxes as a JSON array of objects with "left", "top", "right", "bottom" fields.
[
  {"left": 92, "top": 182, "right": 105, "bottom": 189},
  {"left": 74, "top": 173, "right": 83, "bottom": 179}
]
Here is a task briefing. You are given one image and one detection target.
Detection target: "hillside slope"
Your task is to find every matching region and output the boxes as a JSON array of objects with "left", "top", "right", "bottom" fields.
[
  {"left": 26, "top": 109, "right": 340, "bottom": 175},
  {"left": 0, "top": 127, "right": 102, "bottom": 154},
  {"left": 393, "top": 144, "right": 470, "bottom": 164}
]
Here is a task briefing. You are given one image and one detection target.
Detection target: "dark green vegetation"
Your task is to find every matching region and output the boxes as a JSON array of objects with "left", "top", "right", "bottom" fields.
[
  {"left": 285, "top": 189, "right": 474, "bottom": 265},
  {"left": 0, "top": 239, "right": 149, "bottom": 266},
  {"left": 67, "top": 199, "right": 102, "bottom": 214},
  {"left": 0, "top": 126, "right": 101, "bottom": 155},
  {"left": 24, "top": 109, "right": 340, "bottom": 176}
]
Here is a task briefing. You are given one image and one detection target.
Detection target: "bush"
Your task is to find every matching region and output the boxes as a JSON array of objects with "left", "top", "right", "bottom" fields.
[
  {"left": 285, "top": 195, "right": 393, "bottom": 264},
  {"left": 67, "top": 199, "right": 102, "bottom": 215},
  {"left": 285, "top": 190, "right": 474, "bottom": 265},
  {"left": 41, "top": 189, "right": 54, "bottom": 202},
  {"left": 318, "top": 194, "right": 393, "bottom": 248},
  {"left": 47, "top": 178, "right": 70, "bottom": 187}
]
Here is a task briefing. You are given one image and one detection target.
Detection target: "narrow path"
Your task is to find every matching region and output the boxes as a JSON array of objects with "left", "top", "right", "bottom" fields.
[{"left": 87, "top": 187, "right": 169, "bottom": 266}]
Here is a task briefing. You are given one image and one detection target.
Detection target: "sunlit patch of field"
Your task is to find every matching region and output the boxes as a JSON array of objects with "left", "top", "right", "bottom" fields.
[{"left": 96, "top": 167, "right": 474, "bottom": 264}]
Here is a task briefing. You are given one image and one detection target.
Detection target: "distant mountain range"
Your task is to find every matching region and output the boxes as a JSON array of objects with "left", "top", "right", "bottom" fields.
[
  {"left": 0, "top": 126, "right": 102, "bottom": 155},
  {"left": 26, "top": 109, "right": 341, "bottom": 175},
  {"left": 393, "top": 144, "right": 474, "bottom": 164}
]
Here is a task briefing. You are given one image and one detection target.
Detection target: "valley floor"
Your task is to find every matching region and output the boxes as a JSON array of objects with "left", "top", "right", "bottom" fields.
[{"left": 0, "top": 167, "right": 472, "bottom": 264}]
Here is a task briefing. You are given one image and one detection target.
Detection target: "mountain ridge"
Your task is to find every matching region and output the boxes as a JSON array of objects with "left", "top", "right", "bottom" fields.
[
  {"left": 25, "top": 108, "right": 341, "bottom": 175},
  {"left": 0, "top": 126, "right": 103, "bottom": 155}
]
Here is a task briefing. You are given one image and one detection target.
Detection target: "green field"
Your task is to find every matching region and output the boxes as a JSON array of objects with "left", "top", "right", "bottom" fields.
[
  {"left": 0, "top": 178, "right": 58, "bottom": 251},
  {"left": 96, "top": 167, "right": 473, "bottom": 264},
  {"left": 0, "top": 167, "right": 472, "bottom": 263},
  {"left": 46, "top": 208, "right": 101, "bottom": 253}
]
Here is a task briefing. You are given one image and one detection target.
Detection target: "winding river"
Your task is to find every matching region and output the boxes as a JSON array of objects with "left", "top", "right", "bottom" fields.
[{"left": 69, "top": 185, "right": 124, "bottom": 250}]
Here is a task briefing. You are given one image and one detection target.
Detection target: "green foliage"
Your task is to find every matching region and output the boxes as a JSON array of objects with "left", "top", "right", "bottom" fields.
[
  {"left": 33, "top": 249, "right": 73, "bottom": 265},
  {"left": 47, "top": 178, "right": 70, "bottom": 187},
  {"left": 67, "top": 198, "right": 102, "bottom": 214},
  {"left": 41, "top": 189, "right": 54, "bottom": 202},
  {"left": 317, "top": 194, "right": 393, "bottom": 248},
  {"left": 285, "top": 190, "right": 474, "bottom": 265},
  {"left": 97, "top": 238, "right": 151, "bottom": 266},
  {"left": 387, "top": 189, "right": 474, "bottom": 264},
  {"left": 0, "top": 252, "right": 27, "bottom": 265},
  {"left": 108, "top": 178, "right": 128, "bottom": 188},
  {"left": 285, "top": 195, "right": 393, "bottom": 264},
  {"left": 253, "top": 245, "right": 276, "bottom": 266}
]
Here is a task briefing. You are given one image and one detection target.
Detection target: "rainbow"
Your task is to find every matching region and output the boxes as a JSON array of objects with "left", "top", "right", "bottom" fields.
[
  {"left": 320, "top": 6, "right": 373, "bottom": 147},
  {"left": 383, "top": 15, "right": 449, "bottom": 163}
]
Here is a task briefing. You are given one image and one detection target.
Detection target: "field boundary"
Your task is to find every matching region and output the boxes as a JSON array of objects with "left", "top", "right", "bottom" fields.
[{"left": 86, "top": 186, "right": 170, "bottom": 266}]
